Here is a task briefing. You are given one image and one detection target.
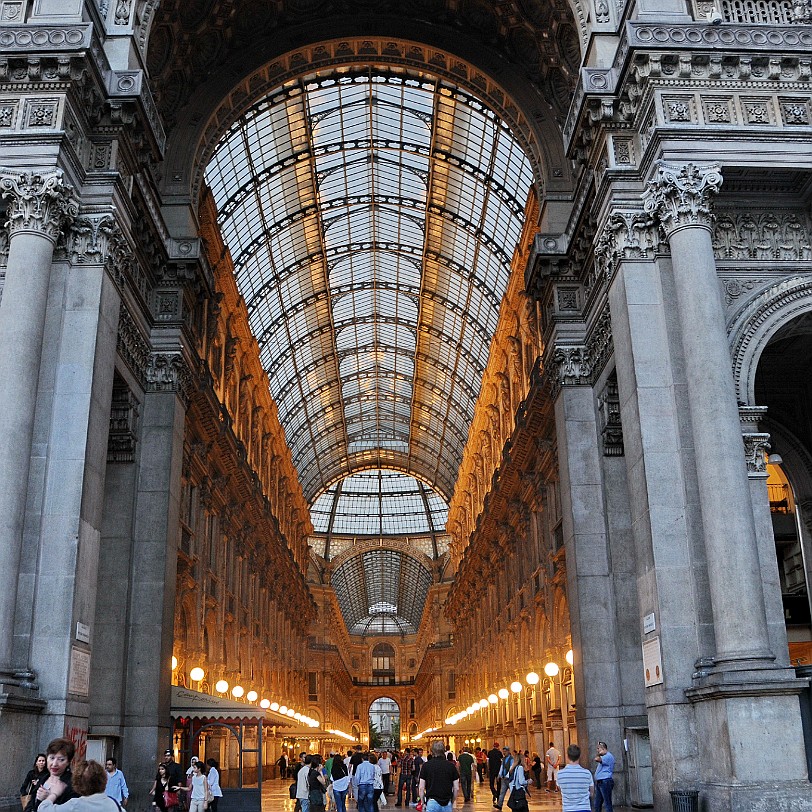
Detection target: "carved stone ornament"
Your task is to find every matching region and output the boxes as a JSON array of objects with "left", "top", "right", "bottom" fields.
[
  {"left": 117, "top": 305, "right": 150, "bottom": 382},
  {"left": 145, "top": 352, "right": 193, "bottom": 401},
  {"left": 743, "top": 432, "right": 771, "bottom": 476},
  {"left": 794, "top": 0, "right": 812, "bottom": 23},
  {"left": 595, "top": 207, "right": 664, "bottom": 282},
  {"left": 544, "top": 345, "right": 591, "bottom": 399},
  {"left": 643, "top": 162, "right": 723, "bottom": 236},
  {"left": 0, "top": 169, "right": 79, "bottom": 243}
]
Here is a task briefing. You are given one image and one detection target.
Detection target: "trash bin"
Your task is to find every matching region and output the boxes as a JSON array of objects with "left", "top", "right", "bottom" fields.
[{"left": 670, "top": 789, "right": 699, "bottom": 812}]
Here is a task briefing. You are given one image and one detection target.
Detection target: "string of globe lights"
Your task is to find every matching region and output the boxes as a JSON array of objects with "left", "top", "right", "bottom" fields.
[
  {"left": 444, "top": 651, "right": 573, "bottom": 727},
  {"left": 179, "top": 661, "right": 321, "bottom": 728}
]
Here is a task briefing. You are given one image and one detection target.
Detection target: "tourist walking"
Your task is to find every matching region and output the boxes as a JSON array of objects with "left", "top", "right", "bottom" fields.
[
  {"left": 486, "top": 743, "right": 502, "bottom": 805},
  {"left": 395, "top": 747, "right": 414, "bottom": 807},
  {"left": 378, "top": 751, "right": 392, "bottom": 795},
  {"left": 494, "top": 746, "right": 514, "bottom": 810},
  {"left": 20, "top": 754, "right": 48, "bottom": 810},
  {"left": 457, "top": 748, "right": 474, "bottom": 802},
  {"left": 557, "top": 746, "right": 594, "bottom": 812},
  {"left": 104, "top": 759, "right": 128, "bottom": 807},
  {"left": 353, "top": 753, "right": 376, "bottom": 812},
  {"left": 330, "top": 750, "right": 351, "bottom": 812},
  {"left": 150, "top": 763, "right": 178, "bottom": 811},
  {"left": 205, "top": 759, "right": 223, "bottom": 812},
  {"left": 530, "top": 754, "right": 542, "bottom": 790},
  {"left": 177, "top": 760, "right": 211, "bottom": 812},
  {"left": 417, "top": 741, "right": 459, "bottom": 812}
]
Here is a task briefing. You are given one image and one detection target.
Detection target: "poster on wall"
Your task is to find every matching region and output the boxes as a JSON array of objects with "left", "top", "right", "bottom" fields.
[
  {"left": 68, "top": 647, "right": 91, "bottom": 696},
  {"left": 642, "top": 637, "right": 663, "bottom": 687}
]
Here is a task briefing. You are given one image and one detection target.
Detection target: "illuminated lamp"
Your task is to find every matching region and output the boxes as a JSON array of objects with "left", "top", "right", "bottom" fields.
[
  {"left": 189, "top": 667, "right": 205, "bottom": 682},
  {"left": 497, "top": 688, "right": 509, "bottom": 700},
  {"left": 215, "top": 680, "right": 229, "bottom": 693},
  {"left": 544, "top": 662, "right": 560, "bottom": 677}
]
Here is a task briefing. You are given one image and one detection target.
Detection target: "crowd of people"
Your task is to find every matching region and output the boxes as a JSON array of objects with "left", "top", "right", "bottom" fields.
[
  {"left": 277, "top": 737, "right": 615, "bottom": 812},
  {"left": 17, "top": 741, "right": 224, "bottom": 812},
  {"left": 19, "top": 737, "right": 614, "bottom": 812}
]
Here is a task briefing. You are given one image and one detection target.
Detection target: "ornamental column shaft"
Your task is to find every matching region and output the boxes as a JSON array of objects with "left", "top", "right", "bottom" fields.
[
  {"left": 644, "top": 163, "right": 772, "bottom": 669},
  {"left": 0, "top": 169, "right": 78, "bottom": 676}
]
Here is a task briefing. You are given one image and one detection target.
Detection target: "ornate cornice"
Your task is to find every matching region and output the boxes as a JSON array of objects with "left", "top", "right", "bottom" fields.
[
  {"left": 0, "top": 169, "right": 79, "bottom": 243},
  {"left": 643, "top": 162, "right": 722, "bottom": 236},
  {"left": 145, "top": 351, "right": 193, "bottom": 402}
]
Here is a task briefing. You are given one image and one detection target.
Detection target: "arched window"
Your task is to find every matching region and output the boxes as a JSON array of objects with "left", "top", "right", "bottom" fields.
[{"left": 372, "top": 643, "right": 395, "bottom": 685}]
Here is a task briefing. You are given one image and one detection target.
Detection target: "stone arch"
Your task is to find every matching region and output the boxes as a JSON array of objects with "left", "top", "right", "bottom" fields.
[
  {"left": 728, "top": 275, "right": 812, "bottom": 405},
  {"left": 152, "top": 25, "right": 576, "bottom": 206}
]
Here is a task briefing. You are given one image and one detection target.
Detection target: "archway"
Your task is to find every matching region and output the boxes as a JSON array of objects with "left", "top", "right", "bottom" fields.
[
  {"left": 754, "top": 311, "right": 812, "bottom": 666},
  {"left": 369, "top": 696, "right": 401, "bottom": 751}
]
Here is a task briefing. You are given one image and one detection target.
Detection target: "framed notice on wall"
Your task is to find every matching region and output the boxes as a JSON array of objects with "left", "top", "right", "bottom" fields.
[
  {"left": 68, "top": 647, "right": 91, "bottom": 696},
  {"left": 642, "top": 637, "right": 663, "bottom": 687}
]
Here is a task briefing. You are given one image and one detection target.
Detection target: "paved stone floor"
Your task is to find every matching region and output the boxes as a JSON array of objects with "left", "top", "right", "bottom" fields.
[{"left": 261, "top": 777, "right": 637, "bottom": 811}]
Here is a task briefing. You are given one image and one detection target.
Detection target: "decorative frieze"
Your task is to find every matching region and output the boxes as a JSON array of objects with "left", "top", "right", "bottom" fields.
[
  {"left": 743, "top": 433, "right": 771, "bottom": 476},
  {"left": 586, "top": 305, "right": 613, "bottom": 379},
  {"left": 643, "top": 162, "right": 723, "bottom": 235},
  {"left": 599, "top": 376, "right": 624, "bottom": 457},
  {"left": 146, "top": 352, "right": 193, "bottom": 401},
  {"left": 116, "top": 304, "right": 150, "bottom": 382},
  {"left": 713, "top": 210, "right": 812, "bottom": 261},
  {"left": 0, "top": 168, "right": 79, "bottom": 243},
  {"left": 108, "top": 374, "right": 139, "bottom": 463}
]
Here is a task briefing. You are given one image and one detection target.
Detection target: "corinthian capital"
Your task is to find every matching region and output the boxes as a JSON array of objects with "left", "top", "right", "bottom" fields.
[
  {"left": 0, "top": 169, "right": 79, "bottom": 243},
  {"left": 643, "top": 162, "right": 723, "bottom": 236},
  {"left": 543, "top": 344, "right": 591, "bottom": 399},
  {"left": 595, "top": 206, "right": 663, "bottom": 282}
]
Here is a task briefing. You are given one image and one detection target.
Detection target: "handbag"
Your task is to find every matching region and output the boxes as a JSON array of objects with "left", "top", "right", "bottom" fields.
[
  {"left": 378, "top": 791, "right": 388, "bottom": 807},
  {"left": 308, "top": 787, "right": 326, "bottom": 810},
  {"left": 163, "top": 790, "right": 180, "bottom": 807},
  {"left": 507, "top": 788, "right": 527, "bottom": 811}
]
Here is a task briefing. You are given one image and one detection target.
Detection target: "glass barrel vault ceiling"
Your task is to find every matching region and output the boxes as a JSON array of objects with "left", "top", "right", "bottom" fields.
[
  {"left": 205, "top": 68, "right": 535, "bottom": 506},
  {"left": 311, "top": 469, "right": 448, "bottom": 536}
]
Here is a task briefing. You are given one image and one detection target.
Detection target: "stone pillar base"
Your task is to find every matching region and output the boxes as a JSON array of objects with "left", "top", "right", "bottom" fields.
[
  {"left": 699, "top": 781, "right": 811, "bottom": 812},
  {"left": 687, "top": 678, "right": 809, "bottom": 800},
  {"left": 0, "top": 685, "right": 46, "bottom": 811}
]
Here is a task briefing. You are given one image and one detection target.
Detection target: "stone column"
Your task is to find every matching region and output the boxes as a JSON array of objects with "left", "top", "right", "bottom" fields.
[
  {"left": 644, "top": 163, "right": 774, "bottom": 672},
  {"left": 599, "top": 210, "right": 705, "bottom": 805},
  {"left": 0, "top": 169, "right": 78, "bottom": 678},
  {"left": 122, "top": 347, "right": 188, "bottom": 807},
  {"left": 738, "top": 408, "right": 790, "bottom": 667},
  {"left": 548, "top": 347, "right": 627, "bottom": 789}
]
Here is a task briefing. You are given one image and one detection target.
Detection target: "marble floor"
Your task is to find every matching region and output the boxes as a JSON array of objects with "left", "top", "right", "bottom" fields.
[{"left": 261, "top": 777, "right": 637, "bottom": 811}]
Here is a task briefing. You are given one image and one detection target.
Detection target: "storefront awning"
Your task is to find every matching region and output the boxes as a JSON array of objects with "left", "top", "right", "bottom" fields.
[
  {"left": 171, "top": 686, "right": 266, "bottom": 721},
  {"left": 170, "top": 686, "right": 324, "bottom": 736}
]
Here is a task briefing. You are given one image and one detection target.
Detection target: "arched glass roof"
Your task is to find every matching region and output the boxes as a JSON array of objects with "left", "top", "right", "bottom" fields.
[
  {"left": 205, "top": 68, "right": 534, "bottom": 504},
  {"left": 332, "top": 548, "right": 433, "bottom": 636},
  {"left": 311, "top": 469, "right": 448, "bottom": 536}
]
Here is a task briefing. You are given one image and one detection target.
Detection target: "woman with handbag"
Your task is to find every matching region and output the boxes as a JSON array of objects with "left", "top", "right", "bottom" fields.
[
  {"left": 307, "top": 755, "right": 327, "bottom": 812},
  {"left": 506, "top": 754, "right": 529, "bottom": 812},
  {"left": 151, "top": 764, "right": 179, "bottom": 812},
  {"left": 20, "top": 754, "right": 48, "bottom": 810}
]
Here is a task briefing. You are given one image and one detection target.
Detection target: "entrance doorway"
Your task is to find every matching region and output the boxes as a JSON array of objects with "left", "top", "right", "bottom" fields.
[{"left": 369, "top": 697, "right": 400, "bottom": 750}]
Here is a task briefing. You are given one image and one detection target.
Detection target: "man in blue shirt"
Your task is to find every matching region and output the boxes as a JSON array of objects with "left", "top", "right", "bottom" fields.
[
  {"left": 105, "top": 758, "right": 129, "bottom": 807},
  {"left": 593, "top": 742, "right": 615, "bottom": 812},
  {"left": 353, "top": 752, "right": 376, "bottom": 812}
]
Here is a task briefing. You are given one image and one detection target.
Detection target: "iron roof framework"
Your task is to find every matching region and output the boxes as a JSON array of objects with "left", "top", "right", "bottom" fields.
[
  {"left": 205, "top": 68, "right": 535, "bottom": 505},
  {"left": 332, "top": 548, "right": 434, "bottom": 636},
  {"left": 205, "top": 67, "right": 534, "bottom": 636}
]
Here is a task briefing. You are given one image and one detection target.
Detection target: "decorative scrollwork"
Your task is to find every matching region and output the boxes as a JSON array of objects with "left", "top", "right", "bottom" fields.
[
  {"left": 146, "top": 352, "right": 193, "bottom": 401},
  {"left": 643, "top": 162, "right": 723, "bottom": 236},
  {"left": 0, "top": 169, "right": 79, "bottom": 243}
]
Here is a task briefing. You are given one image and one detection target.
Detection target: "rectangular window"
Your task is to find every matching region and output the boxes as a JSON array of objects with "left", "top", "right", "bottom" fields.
[
  {"left": 448, "top": 670, "right": 456, "bottom": 699},
  {"left": 308, "top": 671, "right": 318, "bottom": 701}
]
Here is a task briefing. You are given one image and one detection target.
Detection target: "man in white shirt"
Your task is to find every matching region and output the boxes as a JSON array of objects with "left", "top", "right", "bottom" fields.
[
  {"left": 545, "top": 742, "right": 560, "bottom": 792},
  {"left": 378, "top": 751, "right": 392, "bottom": 795},
  {"left": 556, "top": 745, "right": 594, "bottom": 812},
  {"left": 296, "top": 754, "right": 313, "bottom": 812}
]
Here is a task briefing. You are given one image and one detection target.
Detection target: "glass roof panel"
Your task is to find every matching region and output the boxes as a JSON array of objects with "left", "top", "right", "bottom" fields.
[{"left": 205, "top": 68, "right": 534, "bottom": 504}]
